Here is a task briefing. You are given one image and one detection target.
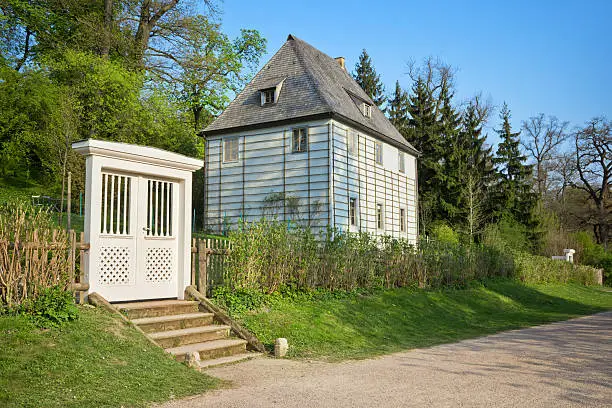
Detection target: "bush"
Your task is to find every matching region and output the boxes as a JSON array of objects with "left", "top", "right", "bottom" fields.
[
  {"left": 514, "top": 252, "right": 600, "bottom": 286},
  {"left": 483, "top": 218, "right": 531, "bottom": 253},
  {"left": 430, "top": 223, "right": 459, "bottom": 245},
  {"left": 223, "top": 219, "right": 514, "bottom": 293},
  {"left": 21, "top": 285, "right": 78, "bottom": 327},
  {"left": 574, "top": 232, "right": 612, "bottom": 284}
]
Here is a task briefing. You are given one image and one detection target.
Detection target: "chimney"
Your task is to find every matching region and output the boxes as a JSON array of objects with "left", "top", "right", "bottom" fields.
[{"left": 335, "top": 57, "right": 346, "bottom": 71}]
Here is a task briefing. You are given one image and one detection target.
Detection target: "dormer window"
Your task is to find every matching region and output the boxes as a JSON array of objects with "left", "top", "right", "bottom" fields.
[
  {"left": 262, "top": 88, "right": 275, "bottom": 105},
  {"left": 363, "top": 103, "right": 372, "bottom": 118}
]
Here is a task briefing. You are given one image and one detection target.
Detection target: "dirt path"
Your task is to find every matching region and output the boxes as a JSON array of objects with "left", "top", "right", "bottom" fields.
[{"left": 159, "top": 312, "right": 612, "bottom": 407}]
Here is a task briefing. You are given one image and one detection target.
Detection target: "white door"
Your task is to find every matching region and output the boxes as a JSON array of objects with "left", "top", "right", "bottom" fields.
[{"left": 96, "top": 172, "right": 179, "bottom": 302}]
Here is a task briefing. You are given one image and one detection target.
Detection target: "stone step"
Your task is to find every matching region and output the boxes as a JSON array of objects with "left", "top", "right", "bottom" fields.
[
  {"left": 166, "top": 338, "right": 248, "bottom": 362},
  {"left": 198, "top": 352, "right": 263, "bottom": 369},
  {"left": 116, "top": 300, "right": 200, "bottom": 319},
  {"left": 149, "top": 325, "right": 231, "bottom": 348},
  {"left": 131, "top": 312, "right": 214, "bottom": 333}
]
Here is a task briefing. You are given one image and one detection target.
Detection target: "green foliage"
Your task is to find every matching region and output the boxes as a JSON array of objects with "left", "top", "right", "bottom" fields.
[
  {"left": 430, "top": 223, "right": 459, "bottom": 244},
  {"left": 387, "top": 80, "right": 410, "bottom": 136},
  {"left": 353, "top": 49, "right": 385, "bottom": 108},
  {"left": 20, "top": 285, "right": 78, "bottom": 328},
  {"left": 491, "top": 103, "right": 537, "bottom": 225},
  {"left": 574, "top": 232, "right": 612, "bottom": 284},
  {"left": 514, "top": 252, "right": 600, "bottom": 285},
  {"left": 483, "top": 217, "right": 531, "bottom": 253},
  {"left": 211, "top": 286, "right": 266, "bottom": 315}
]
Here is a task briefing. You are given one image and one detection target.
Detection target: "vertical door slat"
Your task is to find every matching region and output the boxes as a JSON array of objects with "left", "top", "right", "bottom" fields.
[{"left": 102, "top": 174, "right": 108, "bottom": 234}]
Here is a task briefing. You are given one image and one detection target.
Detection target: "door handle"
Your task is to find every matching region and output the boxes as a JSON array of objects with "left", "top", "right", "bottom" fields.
[{"left": 143, "top": 227, "right": 151, "bottom": 232}]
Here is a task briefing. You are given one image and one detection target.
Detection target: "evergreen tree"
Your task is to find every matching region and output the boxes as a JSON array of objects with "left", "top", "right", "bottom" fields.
[
  {"left": 451, "top": 102, "right": 495, "bottom": 239},
  {"left": 353, "top": 49, "right": 385, "bottom": 108},
  {"left": 492, "top": 103, "right": 536, "bottom": 224},
  {"left": 437, "top": 83, "right": 462, "bottom": 221},
  {"left": 387, "top": 80, "right": 409, "bottom": 137},
  {"left": 406, "top": 77, "right": 442, "bottom": 231}
]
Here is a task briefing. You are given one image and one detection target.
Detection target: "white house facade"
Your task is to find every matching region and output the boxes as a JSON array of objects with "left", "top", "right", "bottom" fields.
[{"left": 203, "top": 35, "right": 419, "bottom": 243}]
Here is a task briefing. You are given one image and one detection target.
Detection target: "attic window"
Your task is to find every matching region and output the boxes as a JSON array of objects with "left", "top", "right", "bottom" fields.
[
  {"left": 262, "top": 88, "right": 275, "bottom": 105},
  {"left": 363, "top": 103, "right": 372, "bottom": 118}
]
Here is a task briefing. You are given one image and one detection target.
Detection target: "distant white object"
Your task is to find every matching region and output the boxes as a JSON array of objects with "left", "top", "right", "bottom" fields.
[
  {"left": 274, "top": 338, "right": 288, "bottom": 358},
  {"left": 552, "top": 249, "right": 575, "bottom": 263}
]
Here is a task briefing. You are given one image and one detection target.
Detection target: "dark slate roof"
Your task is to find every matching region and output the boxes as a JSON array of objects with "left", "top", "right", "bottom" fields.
[{"left": 203, "top": 35, "right": 417, "bottom": 154}]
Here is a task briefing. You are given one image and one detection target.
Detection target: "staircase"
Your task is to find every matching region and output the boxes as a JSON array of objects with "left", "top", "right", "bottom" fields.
[{"left": 117, "top": 299, "right": 261, "bottom": 369}]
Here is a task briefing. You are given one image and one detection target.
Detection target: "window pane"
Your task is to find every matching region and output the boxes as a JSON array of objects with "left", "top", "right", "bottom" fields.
[
  {"left": 293, "top": 128, "right": 307, "bottom": 152},
  {"left": 377, "top": 203, "right": 383, "bottom": 229},
  {"left": 350, "top": 198, "right": 357, "bottom": 226},
  {"left": 375, "top": 142, "right": 383, "bottom": 164},
  {"left": 400, "top": 208, "right": 405, "bottom": 232},
  {"left": 224, "top": 138, "right": 238, "bottom": 162},
  {"left": 399, "top": 152, "right": 405, "bottom": 173}
]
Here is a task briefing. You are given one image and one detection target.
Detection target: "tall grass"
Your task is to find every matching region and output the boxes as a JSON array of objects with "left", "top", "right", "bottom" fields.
[
  {"left": 0, "top": 202, "right": 70, "bottom": 309},
  {"left": 223, "top": 219, "right": 517, "bottom": 292}
]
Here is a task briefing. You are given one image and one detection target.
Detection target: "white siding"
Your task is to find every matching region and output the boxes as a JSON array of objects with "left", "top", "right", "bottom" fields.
[
  {"left": 205, "top": 120, "right": 330, "bottom": 235},
  {"left": 205, "top": 118, "right": 418, "bottom": 243},
  {"left": 330, "top": 121, "right": 418, "bottom": 244}
]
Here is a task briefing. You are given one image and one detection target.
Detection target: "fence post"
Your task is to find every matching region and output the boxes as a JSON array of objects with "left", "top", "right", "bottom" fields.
[
  {"left": 191, "top": 238, "right": 196, "bottom": 286},
  {"left": 197, "top": 239, "right": 207, "bottom": 296},
  {"left": 79, "top": 231, "right": 86, "bottom": 304},
  {"left": 67, "top": 172, "right": 72, "bottom": 231}
]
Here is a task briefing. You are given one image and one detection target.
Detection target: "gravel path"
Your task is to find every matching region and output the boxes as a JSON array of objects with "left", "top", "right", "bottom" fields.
[{"left": 160, "top": 312, "right": 612, "bottom": 407}]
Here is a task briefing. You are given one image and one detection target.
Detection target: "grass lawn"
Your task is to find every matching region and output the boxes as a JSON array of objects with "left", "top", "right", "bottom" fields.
[
  {"left": 236, "top": 280, "right": 612, "bottom": 361},
  {"left": 0, "top": 306, "right": 218, "bottom": 408}
]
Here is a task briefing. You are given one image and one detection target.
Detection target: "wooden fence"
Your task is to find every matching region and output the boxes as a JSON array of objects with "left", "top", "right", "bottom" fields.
[
  {"left": 191, "top": 237, "right": 231, "bottom": 297},
  {"left": 1, "top": 230, "right": 89, "bottom": 307}
]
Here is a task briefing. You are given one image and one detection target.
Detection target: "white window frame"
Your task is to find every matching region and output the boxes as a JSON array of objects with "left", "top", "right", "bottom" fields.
[
  {"left": 292, "top": 127, "right": 308, "bottom": 153},
  {"left": 261, "top": 88, "right": 275, "bottom": 105},
  {"left": 376, "top": 203, "right": 384, "bottom": 230},
  {"left": 375, "top": 141, "right": 383, "bottom": 165},
  {"left": 398, "top": 151, "right": 405, "bottom": 173},
  {"left": 363, "top": 103, "right": 372, "bottom": 118},
  {"left": 223, "top": 137, "right": 239, "bottom": 163},
  {"left": 400, "top": 208, "right": 406, "bottom": 232},
  {"left": 349, "top": 197, "right": 358, "bottom": 227}
]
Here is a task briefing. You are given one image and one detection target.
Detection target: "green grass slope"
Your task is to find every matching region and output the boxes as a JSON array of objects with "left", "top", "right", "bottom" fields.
[
  {"left": 236, "top": 280, "right": 612, "bottom": 361},
  {"left": 0, "top": 307, "right": 218, "bottom": 408}
]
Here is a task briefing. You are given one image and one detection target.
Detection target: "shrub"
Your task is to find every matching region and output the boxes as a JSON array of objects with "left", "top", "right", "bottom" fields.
[
  {"left": 223, "top": 219, "right": 514, "bottom": 293},
  {"left": 21, "top": 285, "right": 79, "bottom": 327},
  {"left": 514, "top": 252, "right": 600, "bottom": 286},
  {"left": 574, "top": 232, "right": 612, "bottom": 284},
  {"left": 483, "top": 218, "right": 531, "bottom": 253},
  {"left": 430, "top": 223, "right": 459, "bottom": 245}
]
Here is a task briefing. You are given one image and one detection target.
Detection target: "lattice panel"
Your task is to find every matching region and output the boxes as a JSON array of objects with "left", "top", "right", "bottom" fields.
[
  {"left": 145, "top": 248, "right": 174, "bottom": 283},
  {"left": 99, "top": 246, "right": 132, "bottom": 285}
]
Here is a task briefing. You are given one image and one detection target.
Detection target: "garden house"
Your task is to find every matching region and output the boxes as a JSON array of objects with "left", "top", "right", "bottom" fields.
[{"left": 202, "top": 35, "right": 419, "bottom": 242}]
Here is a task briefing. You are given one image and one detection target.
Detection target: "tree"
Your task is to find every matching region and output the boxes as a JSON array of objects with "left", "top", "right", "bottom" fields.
[
  {"left": 492, "top": 103, "right": 536, "bottom": 224},
  {"left": 449, "top": 99, "right": 494, "bottom": 239},
  {"left": 521, "top": 114, "right": 569, "bottom": 197},
  {"left": 573, "top": 117, "right": 611, "bottom": 248},
  {"left": 353, "top": 49, "right": 385, "bottom": 108},
  {"left": 387, "top": 80, "right": 409, "bottom": 137}
]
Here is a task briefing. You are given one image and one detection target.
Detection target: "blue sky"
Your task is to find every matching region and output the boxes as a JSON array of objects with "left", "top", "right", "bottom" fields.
[{"left": 218, "top": 0, "right": 611, "bottom": 145}]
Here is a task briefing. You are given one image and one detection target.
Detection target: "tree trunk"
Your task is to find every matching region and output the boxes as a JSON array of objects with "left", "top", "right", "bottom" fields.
[{"left": 101, "top": 0, "right": 113, "bottom": 58}]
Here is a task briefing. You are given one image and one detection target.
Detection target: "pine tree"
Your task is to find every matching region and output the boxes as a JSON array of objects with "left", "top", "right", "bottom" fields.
[
  {"left": 492, "top": 103, "right": 536, "bottom": 224},
  {"left": 451, "top": 102, "right": 495, "bottom": 239},
  {"left": 437, "top": 83, "right": 462, "bottom": 222},
  {"left": 353, "top": 49, "right": 385, "bottom": 108},
  {"left": 387, "top": 80, "right": 409, "bottom": 137},
  {"left": 406, "top": 77, "right": 443, "bottom": 230}
]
